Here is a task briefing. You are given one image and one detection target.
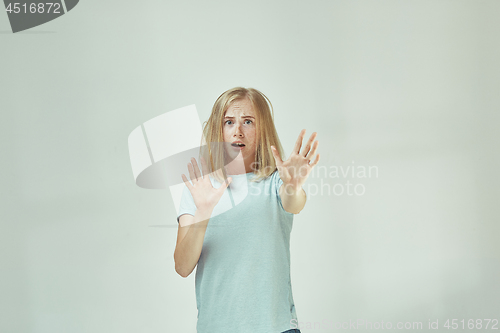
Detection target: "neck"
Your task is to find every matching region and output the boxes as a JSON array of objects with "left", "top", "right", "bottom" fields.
[{"left": 225, "top": 153, "right": 255, "bottom": 175}]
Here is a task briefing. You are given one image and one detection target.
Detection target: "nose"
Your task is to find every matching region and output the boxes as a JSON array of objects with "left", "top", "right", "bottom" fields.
[{"left": 234, "top": 123, "right": 244, "bottom": 137}]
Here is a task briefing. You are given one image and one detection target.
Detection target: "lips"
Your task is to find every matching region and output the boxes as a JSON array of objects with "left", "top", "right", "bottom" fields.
[{"left": 231, "top": 141, "right": 245, "bottom": 147}]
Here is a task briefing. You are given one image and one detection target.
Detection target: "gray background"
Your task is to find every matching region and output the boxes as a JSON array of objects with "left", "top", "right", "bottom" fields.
[{"left": 1, "top": 0, "right": 499, "bottom": 332}]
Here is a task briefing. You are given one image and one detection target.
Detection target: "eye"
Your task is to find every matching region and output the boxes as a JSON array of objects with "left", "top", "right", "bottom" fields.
[
  {"left": 224, "top": 120, "right": 233, "bottom": 125},
  {"left": 244, "top": 119, "right": 253, "bottom": 125}
]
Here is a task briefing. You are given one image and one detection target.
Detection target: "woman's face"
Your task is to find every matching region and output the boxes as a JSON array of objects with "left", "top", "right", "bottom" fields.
[{"left": 222, "top": 98, "right": 257, "bottom": 172}]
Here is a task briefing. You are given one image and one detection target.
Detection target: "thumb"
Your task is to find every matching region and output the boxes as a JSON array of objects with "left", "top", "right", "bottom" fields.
[
  {"left": 221, "top": 177, "right": 232, "bottom": 190},
  {"left": 271, "top": 146, "right": 283, "bottom": 165}
]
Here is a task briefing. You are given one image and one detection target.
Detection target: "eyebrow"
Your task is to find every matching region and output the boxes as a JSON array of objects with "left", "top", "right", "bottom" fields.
[{"left": 224, "top": 116, "right": 255, "bottom": 119}]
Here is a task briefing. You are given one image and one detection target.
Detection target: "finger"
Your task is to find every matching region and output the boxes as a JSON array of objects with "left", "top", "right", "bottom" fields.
[
  {"left": 309, "top": 153, "right": 320, "bottom": 168},
  {"left": 301, "top": 132, "right": 317, "bottom": 157},
  {"left": 187, "top": 163, "right": 198, "bottom": 183},
  {"left": 219, "top": 177, "right": 232, "bottom": 192},
  {"left": 181, "top": 174, "right": 194, "bottom": 190},
  {"left": 271, "top": 145, "right": 283, "bottom": 165},
  {"left": 292, "top": 129, "right": 305, "bottom": 154},
  {"left": 191, "top": 158, "right": 202, "bottom": 179},
  {"left": 305, "top": 140, "right": 319, "bottom": 160},
  {"left": 200, "top": 156, "right": 210, "bottom": 177}
]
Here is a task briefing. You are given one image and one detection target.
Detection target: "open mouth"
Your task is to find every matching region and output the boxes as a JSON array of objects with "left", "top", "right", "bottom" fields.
[{"left": 231, "top": 142, "right": 245, "bottom": 148}]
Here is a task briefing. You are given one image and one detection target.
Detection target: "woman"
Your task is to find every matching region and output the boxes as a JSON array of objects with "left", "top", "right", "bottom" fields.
[{"left": 174, "top": 87, "right": 319, "bottom": 333}]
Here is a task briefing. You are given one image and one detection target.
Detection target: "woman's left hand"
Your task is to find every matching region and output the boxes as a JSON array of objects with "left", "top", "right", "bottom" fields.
[{"left": 271, "top": 129, "right": 320, "bottom": 192}]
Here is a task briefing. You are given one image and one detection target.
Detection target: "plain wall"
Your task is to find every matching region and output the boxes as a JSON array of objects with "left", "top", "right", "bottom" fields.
[{"left": 1, "top": 0, "right": 499, "bottom": 332}]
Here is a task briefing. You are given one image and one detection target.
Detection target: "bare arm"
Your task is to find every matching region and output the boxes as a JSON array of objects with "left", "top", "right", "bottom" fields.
[
  {"left": 271, "top": 129, "right": 320, "bottom": 215},
  {"left": 174, "top": 208, "right": 213, "bottom": 278},
  {"left": 280, "top": 184, "right": 307, "bottom": 214},
  {"left": 173, "top": 156, "right": 231, "bottom": 278}
]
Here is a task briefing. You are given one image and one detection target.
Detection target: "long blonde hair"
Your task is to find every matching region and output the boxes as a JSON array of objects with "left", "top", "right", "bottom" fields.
[{"left": 200, "top": 87, "right": 286, "bottom": 183}]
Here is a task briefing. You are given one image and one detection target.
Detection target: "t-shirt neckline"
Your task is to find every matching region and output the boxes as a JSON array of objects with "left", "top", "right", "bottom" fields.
[{"left": 227, "top": 172, "right": 254, "bottom": 177}]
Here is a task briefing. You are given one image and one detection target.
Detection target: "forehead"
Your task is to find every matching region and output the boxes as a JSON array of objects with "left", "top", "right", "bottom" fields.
[{"left": 224, "top": 98, "right": 256, "bottom": 117}]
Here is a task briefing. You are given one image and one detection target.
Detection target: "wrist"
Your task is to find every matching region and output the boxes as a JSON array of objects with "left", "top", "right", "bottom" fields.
[
  {"left": 193, "top": 206, "right": 215, "bottom": 225},
  {"left": 281, "top": 183, "right": 303, "bottom": 196},
  {"left": 196, "top": 206, "right": 214, "bottom": 219},
  {"left": 196, "top": 206, "right": 214, "bottom": 215}
]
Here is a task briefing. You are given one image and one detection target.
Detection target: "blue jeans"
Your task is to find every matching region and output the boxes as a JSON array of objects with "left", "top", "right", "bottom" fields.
[{"left": 281, "top": 330, "right": 301, "bottom": 333}]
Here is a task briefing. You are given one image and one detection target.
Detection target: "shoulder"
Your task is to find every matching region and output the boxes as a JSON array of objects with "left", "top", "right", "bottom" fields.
[{"left": 266, "top": 170, "right": 284, "bottom": 196}]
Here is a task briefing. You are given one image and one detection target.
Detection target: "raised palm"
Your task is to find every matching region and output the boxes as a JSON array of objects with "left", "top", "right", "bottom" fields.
[
  {"left": 181, "top": 156, "right": 232, "bottom": 211},
  {"left": 271, "top": 129, "right": 320, "bottom": 191}
]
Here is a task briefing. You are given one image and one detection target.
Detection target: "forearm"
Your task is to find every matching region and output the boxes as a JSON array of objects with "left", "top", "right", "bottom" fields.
[
  {"left": 280, "top": 184, "right": 307, "bottom": 214},
  {"left": 174, "top": 208, "right": 213, "bottom": 277}
]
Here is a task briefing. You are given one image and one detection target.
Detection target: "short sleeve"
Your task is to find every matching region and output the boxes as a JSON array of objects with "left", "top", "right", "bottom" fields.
[
  {"left": 272, "top": 170, "right": 294, "bottom": 216},
  {"left": 177, "top": 184, "right": 197, "bottom": 223}
]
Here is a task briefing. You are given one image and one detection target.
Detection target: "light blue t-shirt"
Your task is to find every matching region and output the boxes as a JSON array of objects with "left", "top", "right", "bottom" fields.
[{"left": 177, "top": 170, "right": 299, "bottom": 333}]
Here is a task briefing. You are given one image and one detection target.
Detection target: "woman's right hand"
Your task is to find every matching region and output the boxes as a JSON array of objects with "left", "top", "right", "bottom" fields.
[{"left": 181, "top": 156, "right": 232, "bottom": 212}]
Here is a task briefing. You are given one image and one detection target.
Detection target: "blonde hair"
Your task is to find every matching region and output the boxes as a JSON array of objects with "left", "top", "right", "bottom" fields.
[{"left": 200, "top": 87, "right": 286, "bottom": 183}]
